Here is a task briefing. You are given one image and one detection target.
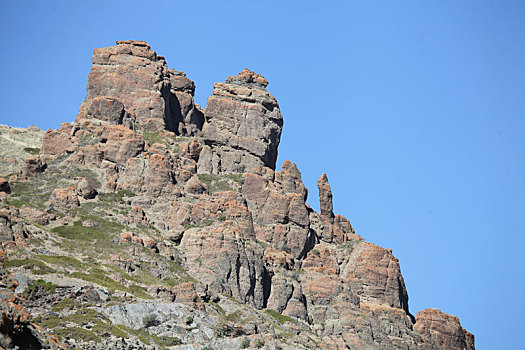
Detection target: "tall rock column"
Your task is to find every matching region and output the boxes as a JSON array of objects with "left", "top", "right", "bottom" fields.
[
  {"left": 197, "top": 69, "right": 283, "bottom": 174},
  {"left": 318, "top": 173, "right": 334, "bottom": 219}
]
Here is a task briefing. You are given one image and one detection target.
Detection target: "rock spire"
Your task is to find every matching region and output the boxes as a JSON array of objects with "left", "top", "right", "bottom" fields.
[{"left": 197, "top": 69, "right": 283, "bottom": 174}]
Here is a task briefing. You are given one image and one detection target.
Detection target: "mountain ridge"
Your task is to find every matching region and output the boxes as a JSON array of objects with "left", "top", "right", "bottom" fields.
[{"left": 0, "top": 40, "right": 474, "bottom": 350}]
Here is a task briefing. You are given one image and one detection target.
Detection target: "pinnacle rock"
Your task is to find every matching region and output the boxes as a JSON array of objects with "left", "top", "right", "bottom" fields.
[{"left": 197, "top": 69, "right": 283, "bottom": 174}]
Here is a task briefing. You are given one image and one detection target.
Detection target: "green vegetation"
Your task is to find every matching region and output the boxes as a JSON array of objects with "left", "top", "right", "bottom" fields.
[
  {"left": 38, "top": 254, "right": 84, "bottom": 269},
  {"left": 255, "top": 338, "right": 265, "bottom": 348},
  {"left": 225, "top": 311, "right": 242, "bottom": 323},
  {"left": 23, "top": 147, "right": 40, "bottom": 155},
  {"left": 143, "top": 131, "right": 168, "bottom": 146},
  {"left": 92, "top": 322, "right": 129, "bottom": 338},
  {"left": 156, "top": 336, "right": 182, "bottom": 347},
  {"left": 341, "top": 240, "right": 360, "bottom": 253},
  {"left": 264, "top": 309, "right": 296, "bottom": 325},
  {"left": 70, "top": 268, "right": 151, "bottom": 299},
  {"left": 54, "top": 327, "right": 101, "bottom": 343},
  {"left": 185, "top": 315, "right": 194, "bottom": 325},
  {"left": 240, "top": 337, "right": 251, "bottom": 349},
  {"left": 4, "top": 258, "right": 55, "bottom": 275},
  {"left": 197, "top": 173, "right": 244, "bottom": 193},
  {"left": 52, "top": 298, "right": 78, "bottom": 312},
  {"left": 184, "top": 219, "right": 214, "bottom": 229}
]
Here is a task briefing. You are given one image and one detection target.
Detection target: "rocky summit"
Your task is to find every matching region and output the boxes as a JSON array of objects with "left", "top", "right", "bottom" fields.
[{"left": 0, "top": 40, "right": 474, "bottom": 350}]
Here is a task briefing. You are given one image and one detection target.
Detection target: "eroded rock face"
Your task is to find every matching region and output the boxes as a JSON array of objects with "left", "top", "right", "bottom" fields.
[
  {"left": 198, "top": 69, "right": 283, "bottom": 174},
  {"left": 76, "top": 40, "right": 203, "bottom": 135},
  {"left": 0, "top": 41, "right": 475, "bottom": 350},
  {"left": 242, "top": 161, "right": 312, "bottom": 260},
  {"left": 341, "top": 242, "right": 410, "bottom": 313},
  {"left": 179, "top": 192, "right": 266, "bottom": 308},
  {"left": 414, "top": 309, "right": 475, "bottom": 350}
]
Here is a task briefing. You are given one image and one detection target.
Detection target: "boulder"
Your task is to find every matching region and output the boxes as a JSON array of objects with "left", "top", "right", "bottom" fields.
[
  {"left": 197, "top": 69, "right": 283, "bottom": 174},
  {"left": 76, "top": 177, "right": 98, "bottom": 199},
  {"left": 21, "top": 157, "right": 46, "bottom": 178},
  {"left": 50, "top": 186, "right": 80, "bottom": 210}
]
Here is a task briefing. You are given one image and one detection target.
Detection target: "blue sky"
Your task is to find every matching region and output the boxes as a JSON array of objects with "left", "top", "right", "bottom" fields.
[{"left": 2, "top": 1, "right": 524, "bottom": 348}]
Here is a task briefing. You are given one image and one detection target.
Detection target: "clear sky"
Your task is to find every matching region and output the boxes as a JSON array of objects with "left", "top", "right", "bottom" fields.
[{"left": 2, "top": 1, "right": 524, "bottom": 348}]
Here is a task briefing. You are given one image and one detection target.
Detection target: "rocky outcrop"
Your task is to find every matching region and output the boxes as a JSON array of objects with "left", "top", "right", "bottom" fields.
[
  {"left": 179, "top": 191, "right": 266, "bottom": 308},
  {"left": 414, "top": 309, "right": 475, "bottom": 350},
  {"left": 76, "top": 40, "right": 203, "bottom": 135},
  {"left": 50, "top": 186, "right": 80, "bottom": 210},
  {"left": 242, "top": 161, "right": 312, "bottom": 260},
  {"left": 198, "top": 69, "right": 283, "bottom": 174},
  {"left": 21, "top": 156, "right": 46, "bottom": 179},
  {"left": 0, "top": 41, "right": 475, "bottom": 350},
  {"left": 0, "top": 249, "right": 67, "bottom": 349}
]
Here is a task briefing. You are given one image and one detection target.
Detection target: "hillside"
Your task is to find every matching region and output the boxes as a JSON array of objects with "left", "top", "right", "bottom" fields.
[{"left": 0, "top": 40, "right": 474, "bottom": 350}]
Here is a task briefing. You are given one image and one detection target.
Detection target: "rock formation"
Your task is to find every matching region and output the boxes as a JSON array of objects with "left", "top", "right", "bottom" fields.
[
  {"left": 197, "top": 69, "right": 283, "bottom": 174},
  {"left": 76, "top": 40, "right": 203, "bottom": 135},
  {"left": 0, "top": 41, "right": 474, "bottom": 349}
]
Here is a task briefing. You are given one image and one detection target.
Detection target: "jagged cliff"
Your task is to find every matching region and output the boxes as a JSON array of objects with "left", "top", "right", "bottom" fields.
[{"left": 0, "top": 40, "right": 474, "bottom": 350}]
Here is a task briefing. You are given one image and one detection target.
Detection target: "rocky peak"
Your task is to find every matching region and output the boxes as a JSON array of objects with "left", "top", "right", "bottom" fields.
[
  {"left": 1, "top": 41, "right": 475, "bottom": 350},
  {"left": 225, "top": 68, "right": 269, "bottom": 89},
  {"left": 198, "top": 69, "right": 283, "bottom": 174},
  {"left": 76, "top": 40, "right": 203, "bottom": 135}
]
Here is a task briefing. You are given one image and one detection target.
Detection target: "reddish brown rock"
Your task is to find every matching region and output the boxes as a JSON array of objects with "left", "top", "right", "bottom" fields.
[
  {"left": 197, "top": 69, "right": 283, "bottom": 174},
  {"left": 41, "top": 128, "right": 77, "bottom": 159},
  {"left": 414, "top": 308, "right": 475, "bottom": 350},
  {"left": 21, "top": 157, "right": 46, "bottom": 178},
  {"left": 317, "top": 173, "right": 334, "bottom": 219},
  {"left": 341, "top": 242, "right": 410, "bottom": 313},
  {"left": 50, "top": 186, "right": 80, "bottom": 210},
  {"left": 78, "top": 40, "right": 203, "bottom": 135},
  {"left": 180, "top": 193, "right": 266, "bottom": 308},
  {"left": 242, "top": 162, "right": 312, "bottom": 259},
  {"left": 102, "top": 125, "right": 145, "bottom": 164}
]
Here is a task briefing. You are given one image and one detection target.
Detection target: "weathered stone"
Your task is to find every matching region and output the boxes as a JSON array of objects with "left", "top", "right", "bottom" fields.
[
  {"left": 242, "top": 163, "right": 312, "bottom": 259},
  {"left": 197, "top": 69, "right": 283, "bottom": 174},
  {"left": 50, "top": 186, "right": 80, "bottom": 210},
  {"left": 77, "top": 96, "right": 137, "bottom": 130},
  {"left": 102, "top": 125, "right": 145, "bottom": 164},
  {"left": 20, "top": 206, "right": 49, "bottom": 226},
  {"left": 76, "top": 177, "right": 98, "bottom": 199},
  {"left": 21, "top": 156, "right": 46, "bottom": 178},
  {"left": 317, "top": 173, "right": 334, "bottom": 219},
  {"left": 78, "top": 40, "right": 203, "bottom": 135},
  {"left": 341, "top": 242, "right": 410, "bottom": 314},
  {"left": 184, "top": 175, "right": 206, "bottom": 195},
  {"left": 414, "top": 308, "right": 475, "bottom": 350},
  {"left": 180, "top": 193, "right": 266, "bottom": 308},
  {"left": 41, "top": 128, "right": 77, "bottom": 159}
]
